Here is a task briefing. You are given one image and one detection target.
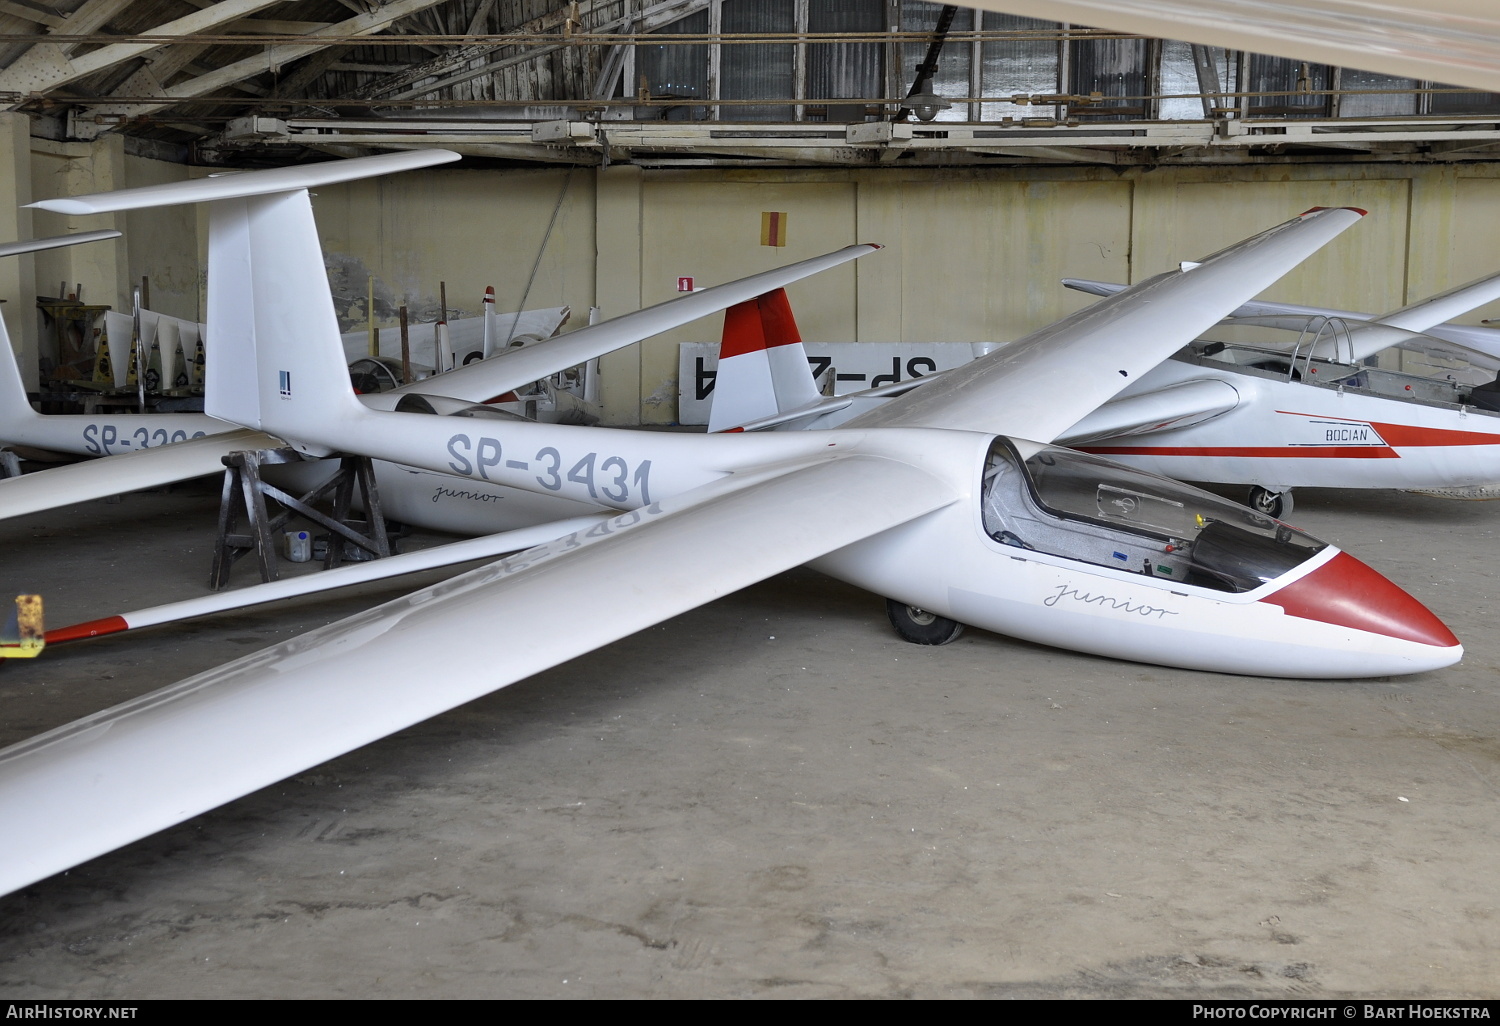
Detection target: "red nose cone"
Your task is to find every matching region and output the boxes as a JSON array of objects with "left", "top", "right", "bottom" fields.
[{"left": 1261, "top": 551, "right": 1458, "bottom": 648}]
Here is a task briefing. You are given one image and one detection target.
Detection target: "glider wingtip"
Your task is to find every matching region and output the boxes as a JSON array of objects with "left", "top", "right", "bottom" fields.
[
  {"left": 26, "top": 199, "right": 95, "bottom": 215},
  {"left": 1300, "top": 205, "right": 1368, "bottom": 217},
  {"left": 45, "top": 615, "right": 129, "bottom": 644}
]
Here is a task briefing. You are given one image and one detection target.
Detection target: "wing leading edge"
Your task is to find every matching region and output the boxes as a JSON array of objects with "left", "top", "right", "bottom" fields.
[{"left": 0, "top": 453, "right": 957, "bottom": 897}]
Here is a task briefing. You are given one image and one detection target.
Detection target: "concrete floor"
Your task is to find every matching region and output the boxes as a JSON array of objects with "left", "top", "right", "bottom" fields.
[{"left": 0, "top": 478, "right": 1497, "bottom": 998}]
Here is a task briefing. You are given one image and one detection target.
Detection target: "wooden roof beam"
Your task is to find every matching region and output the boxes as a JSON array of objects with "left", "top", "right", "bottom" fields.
[
  {"left": 0, "top": 1, "right": 65, "bottom": 30},
  {"left": 0, "top": 0, "right": 288, "bottom": 96},
  {"left": 373, "top": 0, "right": 709, "bottom": 103},
  {"left": 66, "top": 0, "right": 451, "bottom": 138}
]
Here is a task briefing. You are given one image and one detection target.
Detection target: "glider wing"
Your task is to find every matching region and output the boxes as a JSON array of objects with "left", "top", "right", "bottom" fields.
[{"left": 0, "top": 453, "right": 956, "bottom": 897}]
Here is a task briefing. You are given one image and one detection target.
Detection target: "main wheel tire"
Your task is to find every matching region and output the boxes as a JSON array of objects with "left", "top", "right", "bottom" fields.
[
  {"left": 1247, "top": 486, "right": 1293, "bottom": 520},
  {"left": 886, "top": 599, "right": 965, "bottom": 646}
]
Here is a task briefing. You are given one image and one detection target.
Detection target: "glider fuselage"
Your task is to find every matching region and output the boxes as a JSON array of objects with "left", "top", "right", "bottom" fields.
[
  {"left": 311, "top": 406, "right": 1461, "bottom": 678},
  {"left": 816, "top": 434, "right": 1458, "bottom": 678},
  {"left": 1080, "top": 348, "right": 1500, "bottom": 491}
]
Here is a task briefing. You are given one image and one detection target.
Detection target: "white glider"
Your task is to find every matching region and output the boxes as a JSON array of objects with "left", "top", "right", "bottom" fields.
[
  {"left": 1050, "top": 274, "right": 1500, "bottom": 516},
  {"left": 0, "top": 151, "right": 878, "bottom": 527},
  {"left": 0, "top": 153, "right": 1459, "bottom": 900}
]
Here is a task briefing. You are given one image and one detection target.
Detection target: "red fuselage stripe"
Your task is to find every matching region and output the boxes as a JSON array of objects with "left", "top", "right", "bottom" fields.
[
  {"left": 1271, "top": 410, "right": 1500, "bottom": 448},
  {"left": 1078, "top": 445, "right": 1401, "bottom": 458}
]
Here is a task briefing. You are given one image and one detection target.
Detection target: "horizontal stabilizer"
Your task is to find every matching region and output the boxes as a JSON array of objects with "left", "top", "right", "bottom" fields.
[{"left": 27, "top": 150, "right": 460, "bottom": 215}]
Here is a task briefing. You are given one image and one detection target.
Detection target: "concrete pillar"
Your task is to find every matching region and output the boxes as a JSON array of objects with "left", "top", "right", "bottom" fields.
[
  {"left": 0, "top": 113, "right": 34, "bottom": 390},
  {"left": 28, "top": 134, "right": 129, "bottom": 387},
  {"left": 58, "top": 134, "right": 128, "bottom": 312},
  {"left": 1405, "top": 166, "right": 1460, "bottom": 309},
  {"left": 595, "top": 164, "right": 643, "bottom": 425},
  {"left": 853, "top": 171, "right": 904, "bottom": 342}
]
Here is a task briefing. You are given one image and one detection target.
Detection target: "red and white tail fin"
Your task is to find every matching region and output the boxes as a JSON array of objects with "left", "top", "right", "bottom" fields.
[{"left": 707, "top": 288, "right": 820, "bottom": 433}]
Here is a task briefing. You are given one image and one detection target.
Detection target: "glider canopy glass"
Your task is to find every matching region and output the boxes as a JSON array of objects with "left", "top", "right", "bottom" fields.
[{"left": 982, "top": 439, "right": 1326, "bottom": 593}]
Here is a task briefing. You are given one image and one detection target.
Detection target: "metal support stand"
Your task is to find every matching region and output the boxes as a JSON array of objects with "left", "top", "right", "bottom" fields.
[
  {"left": 0, "top": 450, "right": 20, "bottom": 479},
  {"left": 210, "top": 448, "right": 391, "bottom": 590}
]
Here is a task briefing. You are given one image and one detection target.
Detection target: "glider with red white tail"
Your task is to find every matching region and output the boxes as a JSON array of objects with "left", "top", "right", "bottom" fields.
[{"left": 0, "top": 153, "right": 1459, "bottom": 900}]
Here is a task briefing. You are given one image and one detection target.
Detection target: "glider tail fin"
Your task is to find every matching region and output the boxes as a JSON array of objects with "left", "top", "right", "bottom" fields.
[
  {"left": 707, "top": 288, "right": 820, "bottom": 433},
  {"left": 0, "top": 231, "right": 122, "bottom": 438},
  {"left": 26, "top": 151, "right": 460, "bottom": 451},
  {"left": 202, "top": 189, "right": 363, "bottom": 445},
  {"left": 0, "top": 316, "right": 37, "bottom": 438}
]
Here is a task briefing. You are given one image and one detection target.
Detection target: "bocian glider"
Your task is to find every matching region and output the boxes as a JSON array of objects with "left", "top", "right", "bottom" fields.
[
  {"left": 0, "top": 151, "right": 1460, "bottom": 898},
  {"left": 1045, "top": 274, "right": 1500, "bottom": 517}
]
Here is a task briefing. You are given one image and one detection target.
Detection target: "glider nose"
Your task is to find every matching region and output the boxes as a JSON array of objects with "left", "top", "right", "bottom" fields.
[{"left": 1262, "top": 551, "right": 1460, "bottom": 651}]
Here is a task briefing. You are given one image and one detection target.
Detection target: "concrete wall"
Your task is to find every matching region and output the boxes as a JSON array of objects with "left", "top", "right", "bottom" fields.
[
  {"left": 3, "top": 140, "right": 1499, "bottom": 417},
  {"left": 578, "top": 162, "right": 1498, "bottom": 423},
  {"left": 17, "top": 140, "right": 195, "bottom": 389}
]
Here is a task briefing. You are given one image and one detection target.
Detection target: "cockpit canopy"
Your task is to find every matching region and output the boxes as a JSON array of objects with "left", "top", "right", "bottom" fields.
[{"left": 984, "top": 439, "right": 1326, "bottom": 593}]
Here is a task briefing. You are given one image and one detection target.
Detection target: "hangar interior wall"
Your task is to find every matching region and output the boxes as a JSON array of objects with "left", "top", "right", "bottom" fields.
[{"left": 3, "top": 132, "right": 1498, "bottom": 420}]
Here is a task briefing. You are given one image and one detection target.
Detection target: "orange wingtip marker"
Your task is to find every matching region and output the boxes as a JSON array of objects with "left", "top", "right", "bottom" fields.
[{"left": 1301, "top": 206, "right": 1368, "bottom": 217}]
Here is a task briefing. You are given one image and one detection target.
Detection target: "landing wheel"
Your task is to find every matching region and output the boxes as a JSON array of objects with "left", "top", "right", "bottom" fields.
[
  {"left": 1247, "top": 486, "right": 1293, "bottom": 520},
  {"left": 886, "top": 599, "right": 965, "bottom": 646}
]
